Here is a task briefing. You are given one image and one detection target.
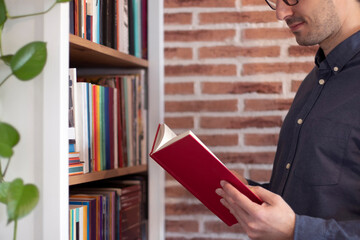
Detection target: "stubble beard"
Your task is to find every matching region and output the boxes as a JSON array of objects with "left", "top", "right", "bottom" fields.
[{"left": 289, "top": 3, "right": 341, "bottom": 47}]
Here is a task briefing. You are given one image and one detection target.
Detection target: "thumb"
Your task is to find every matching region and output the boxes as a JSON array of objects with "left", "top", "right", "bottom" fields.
[{"left": 249, "top": 186, "right": 279, "bottom": 205}]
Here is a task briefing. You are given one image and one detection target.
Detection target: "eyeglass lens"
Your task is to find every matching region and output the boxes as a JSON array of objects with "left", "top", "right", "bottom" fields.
[{"left": 266, "top": 0, "right": 298, "bottom": 9}]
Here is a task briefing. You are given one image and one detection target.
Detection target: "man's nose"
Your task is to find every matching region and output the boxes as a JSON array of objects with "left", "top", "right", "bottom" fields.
[{"left": 276, "top": 0, "right": 295, "bottom": 21}]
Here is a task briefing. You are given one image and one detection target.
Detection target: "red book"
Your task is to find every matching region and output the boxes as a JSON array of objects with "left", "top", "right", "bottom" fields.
[
  {"left": 115, "top": 77, "right": 125, "bottom": 167},
  {"left": 149, "top": 123, "right": 263, "bottom": 226}
]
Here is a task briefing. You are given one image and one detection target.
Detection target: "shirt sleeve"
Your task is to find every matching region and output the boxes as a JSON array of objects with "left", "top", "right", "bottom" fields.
[{"left": 295, "top": 215, "right": 360, "bottom": 239}]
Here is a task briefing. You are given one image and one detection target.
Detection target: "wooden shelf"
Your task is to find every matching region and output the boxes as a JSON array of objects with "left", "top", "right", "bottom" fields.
[
  {"left": 69, "top": 165, "right": 148, "bottom": 186},
  {"left": 69, "top": 34, "right": 148, "bottom": 68}
]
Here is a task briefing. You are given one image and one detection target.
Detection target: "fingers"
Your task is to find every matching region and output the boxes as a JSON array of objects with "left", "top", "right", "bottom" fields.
[
  {"left": 249, "top": 186, "right": 276, "bottom": 205},
  {"left": 219, "top": 180, "right": 259, "bottom": 213},
  {"left": 216, "top": 187, "right": 250, "bottom": 226}
]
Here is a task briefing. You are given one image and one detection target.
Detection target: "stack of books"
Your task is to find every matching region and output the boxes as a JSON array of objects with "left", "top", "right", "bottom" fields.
[{"left": 69, "top": 151, "right": 84, "bottom": 176}]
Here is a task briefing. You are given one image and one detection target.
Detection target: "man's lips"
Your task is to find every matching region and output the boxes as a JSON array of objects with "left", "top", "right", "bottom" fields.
[{"left": 288, "top": 22, "right": 305, "bottom": 32}]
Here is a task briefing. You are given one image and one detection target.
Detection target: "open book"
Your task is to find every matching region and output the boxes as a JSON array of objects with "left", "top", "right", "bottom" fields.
[{"left": 149, "top": 123, "right": 263, "bottom": 226}]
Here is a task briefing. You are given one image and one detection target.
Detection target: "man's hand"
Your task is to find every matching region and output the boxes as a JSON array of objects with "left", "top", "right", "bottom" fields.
[{"left": 216, "top": 180, "right": 295, "bottom": 240}]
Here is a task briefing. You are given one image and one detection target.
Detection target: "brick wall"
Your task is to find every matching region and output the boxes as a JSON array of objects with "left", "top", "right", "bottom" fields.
[{"left": 163, "top": 0, "right": 317, "bottom": 239}]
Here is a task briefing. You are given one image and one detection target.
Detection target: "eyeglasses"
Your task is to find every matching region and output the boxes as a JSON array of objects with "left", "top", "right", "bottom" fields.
[{"left": 265, "top": 0, "right": 299, "bottom": 10}]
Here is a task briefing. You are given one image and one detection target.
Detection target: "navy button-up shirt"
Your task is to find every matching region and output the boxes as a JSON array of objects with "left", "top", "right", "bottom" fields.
[{"left": 266, "top": 31, "right": 360, "bottom": 239}]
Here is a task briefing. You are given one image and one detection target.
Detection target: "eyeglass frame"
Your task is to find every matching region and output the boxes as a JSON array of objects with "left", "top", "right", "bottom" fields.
[{"left": 265, "top": 0, "right": 299, "bottom": 10}]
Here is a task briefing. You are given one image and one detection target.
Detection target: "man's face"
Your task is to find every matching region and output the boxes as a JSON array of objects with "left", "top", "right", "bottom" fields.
[{"left": 276, "top": 0, "right": 342, "bottom": 47}]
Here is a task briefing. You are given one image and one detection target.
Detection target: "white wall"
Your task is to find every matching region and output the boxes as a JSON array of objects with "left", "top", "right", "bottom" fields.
[{"left": 0, "top": 0, "right": 68, "bottom": 239}]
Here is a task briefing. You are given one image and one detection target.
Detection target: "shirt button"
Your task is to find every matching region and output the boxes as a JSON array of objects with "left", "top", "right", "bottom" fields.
[
  {"left": 286, "top": 163, "right": 291, "bottom": 169},
  {"left": 297, "top": 118, "right": 303, "bottom": 125},
  {"left": 334, "top": 66, "right": 339, "bottom": 72},
  {"left": 319, "top": 79, "right": 325, "bottom": 85}
]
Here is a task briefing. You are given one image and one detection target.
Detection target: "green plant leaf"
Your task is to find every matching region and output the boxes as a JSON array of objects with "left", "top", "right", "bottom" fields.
[
  {"left": 0, "top": 181, "right": 10, "bottom": 204},
  {"left": 56, "top": 0, "right": 71, "bottom": 2},
  {"left": 7, "top": 178, "right": 39, "bottom": 223},
  {"left": 10, "top": 41, "right": 47, "bottom": 81},
  {"left": 0, "top": 143, "right": 13, "bottom": 158},
  {"left": 0, "top": 0, "right": 7, "bottom": 27},
  {"left": 1, "top": 54, "right": 13, "bottom": 66},
  {"left": 0, "top": 122, "right": 20, "bottom": 158}
]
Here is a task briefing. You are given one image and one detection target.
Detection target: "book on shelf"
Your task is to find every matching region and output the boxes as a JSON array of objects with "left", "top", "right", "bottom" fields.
[
  {"left": 69, "top": 68, "right": 91, "bottom": 173},
  {"left": 69, "top": 68, "right": 77, "bottom": 148},
  {"left": 69, "top": 0, "right": 146, "bottom": 58},
  {"left": 69, "top": 198, "right": 94, "bottom": 240},
  {"left": 118, "top": 0, "right": 129, "bottom": 54},
  {"left": 149, "top": 123, "right": 264, "bottom": 226},
  {"left": 75, "top": 68, "right": 148, "bottom": 170},
  {"left": 70, "top": 179, "right": 146, "bottom": 240},
  {"left": 70, "top": 195, "right": 103, "bottom": 240},
  {"left": 69, "top": 163, "right": 85, "bottom": 176},
  {"left": 69, "top": 204, "right": 88, "bottom": 240}
]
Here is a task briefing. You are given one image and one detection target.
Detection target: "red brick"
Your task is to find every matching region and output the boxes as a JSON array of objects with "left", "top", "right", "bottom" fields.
[
  {"left": 291, "top": 80, "right": 303, "bottom": 92},
  {"left": 165, "top": 64, "right": 237, "bottom": 76},
  {"left": 198, "top": 134, "right": 238, "bottom": 146},
  {"left": 165, "top": 99, "right": 238, "bottom": 112},
  {"left": 166, "top": 202, "right": 210, "bottom": 215},
  {"left": 202, "top": 82, "right": 282, "bottom": 94},
  {"left": 215, "top": 152, "right": 275, "bottom": 164},
  {"left": 165, "top": 29, "right": 235, "bottom": 42},
  {"left": 164, "top": 13, "right": 192, "bottom": 25},
  {"left": 244, "top": 99, "right": 293, "bottom": 111},
  {"left": 166, "top": 172, "right": 176, "bottom": 181},
  {"left": 166, "top": 185, "right": 194, "bottom": 198},
  {"left": 165, "top": 47, "right": 193, "bottom": 60},
  {"left": 165, "top": 82, "right": 194, "bottom": 95},
  {"left": 164, "top": 0, "right": 235, "bottom": 8},
  {"left": 200, "top": 116, "right": 283, "bottom": 129},
  {"left": 227, "top": 168, "right": 245, "bottom": 177},
  {"left": 249, "top": 169, "right": 272, "bottom": 182},
  {"left": 204, "top": 220, "right": 245, "bottom": 233},
  {"left": 288, "top": 45, "right": 318, "bottom": 57},
  {"left": 242, "top": 62, "right": 314, "bottom": 75},
  {"left": 244, "top": 133, "right": 279, "bottom": 146},
  {"left": 164, "top": 117, "right": 195, "bottom": 129},
  {"left": 199, "top": 11, "right": 277, "bottom": 24},
  {"left": 242, "top": 0, "right": 267, "bottom": 6},
  {"left": 199, "top": 46, "right": 280, "bottom": 58},
  {"left": 243, "top": 28, "right": 293, "bottom": 40},
  {"left": 166, "top": 220, "right": 199, "bottom": 233}
]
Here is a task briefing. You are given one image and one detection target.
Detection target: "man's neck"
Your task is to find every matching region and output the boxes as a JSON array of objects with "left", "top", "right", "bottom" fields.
[{"left": 320, "top": 26, "right": 360, "bottom": 56}]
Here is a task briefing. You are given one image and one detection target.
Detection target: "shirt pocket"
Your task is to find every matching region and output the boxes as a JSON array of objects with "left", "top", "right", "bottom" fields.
[{"left": 294, "top": 118, "right": 351, "bottom": 186}]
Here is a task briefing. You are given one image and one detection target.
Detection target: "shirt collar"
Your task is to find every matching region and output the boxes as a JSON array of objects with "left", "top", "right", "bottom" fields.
[{"left": 314, "top": 30, "right": 360, "bottom": 73}]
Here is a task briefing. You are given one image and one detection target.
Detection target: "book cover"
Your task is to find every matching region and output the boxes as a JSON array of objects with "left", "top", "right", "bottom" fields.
[
  {"left": 69, "top": 69, "right": 77, "bottom": 148},
  {"left": 104, "top": 86, "right": 111, "bottom": 169},
  {"left": 70, "top": 194, "right": 103, "bottom": 240},
  {"left": 108, "top": 87, "right": 115, "bottom": 169},
  {"left": 69, "top": 163, "right": 84, "bottom": 176},
  {"left": 118, "top": 0, "right": 129, "bottom": 54},
  {"left": 75, "top": 82, "right": 90, "bottom": 173},
  {"left": 149, "top": 123, "right": 263, "bottom": 226},
  {"left": 92, "top": 84, "right": 101, "bottom": 171},
  {"left": 140, "top": 0, "right": 147, "bottom": 59}
]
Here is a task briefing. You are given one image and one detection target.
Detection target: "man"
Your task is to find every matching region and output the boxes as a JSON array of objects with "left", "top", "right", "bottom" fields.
[{"left": 216, "top": 0, "right": 360, "bottom": 239}]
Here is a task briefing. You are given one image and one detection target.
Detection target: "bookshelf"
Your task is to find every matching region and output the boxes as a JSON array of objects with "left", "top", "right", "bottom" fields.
[
  {"left": 69, "top": 35, "right": 149, "bottom": 68},
  {"left": 67, "top": 0, "right": 165, "bottom": 238},
  {"left": 69, "top": 165, "right": 147, "bottom": 186},
  {"left": 0, "top": 0, "right": 164, "bottom": 239}
]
